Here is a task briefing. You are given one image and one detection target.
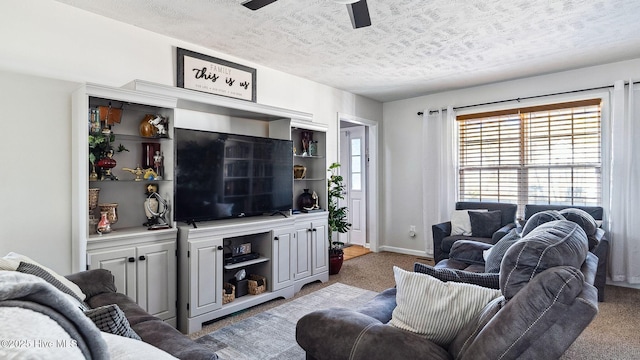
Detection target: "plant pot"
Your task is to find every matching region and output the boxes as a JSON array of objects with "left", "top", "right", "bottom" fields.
[{"left": 329, "top": 250, "right": 344, "bottom": 275}]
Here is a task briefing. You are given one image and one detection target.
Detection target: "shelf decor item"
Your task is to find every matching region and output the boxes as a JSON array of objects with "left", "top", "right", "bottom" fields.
[
  {"left": 139, "top": 114, "right": 169, "bottom": 138},
  {"left": 301, "top": 131, "right": 312, "bottom": 156},
  {"left": 247, "top": 274, "right": 266, "bottom": 295},
  {"left": 223, "top": 283, "right": 235, "bottom": 304},
  {"left": 88, "top": 188, "right": 100, "bottom": 234},
  {"left": 298, "top": 189, "right": 315, "bottom": 210},
  {"left": 309, "top": 141, "right": 318, "bottom": 156},
  {"left": 144, "top": 185, "right": 171, "bottom": 230},
  {"left": 293, "top": 165, "right": 307, "bottom": 179},
  {"left": 99, "top": 203, "right": 119, "bottom": 227},
  {"left": 96, "top": 211, "right": 112, "bottom": 235}
]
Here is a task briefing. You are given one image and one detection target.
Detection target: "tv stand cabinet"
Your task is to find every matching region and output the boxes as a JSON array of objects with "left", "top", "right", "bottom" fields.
[{"left": 176, "top": 213, "right": 328, "bottom": 333}]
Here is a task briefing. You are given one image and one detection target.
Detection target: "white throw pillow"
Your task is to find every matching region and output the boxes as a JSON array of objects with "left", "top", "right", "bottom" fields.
[
  {"left": 390, "top": 266, "right": 501, "bottom": 346},
  {"left": 450, "top": 209, "right": 487, "bottom": 236},
  {"left": 101, "top": 332, "right": 178, "bottom": 359},
  {"left": 3, "top": 252, "right": 86, "bottom": 301}
]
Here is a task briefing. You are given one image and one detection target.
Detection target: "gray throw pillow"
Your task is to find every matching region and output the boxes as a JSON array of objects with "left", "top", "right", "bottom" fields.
[
  {"left": 414, "top": 262, "right": 500, "bottom": 289},
  {"left": 484, "top": 228, "right": 521, "bottom": 273},
  {"left": 16, "top": 261, "right": 89, "bottom": 310},
  {"left": 469, "top": 210, "right": 502, "bottom": 238},
  {"left": 84, "top": 304, "right": 141, "bottom": 340}
]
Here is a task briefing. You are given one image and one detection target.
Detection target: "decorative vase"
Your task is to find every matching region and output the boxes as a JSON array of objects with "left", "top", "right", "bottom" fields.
[
  {"left": 309, "top": 141, "right": 317, "bottom": 156},
  {"left": 329, "top": 250, "right": 344, "bottom": 275},
  {"left": 297, "top": 189, "right": 314, "bottom": 210},
  {"left": 97, "top": 211, "right": 112, "bottom": 234},
  {"left": 99, "top": 203, "right": 118, "bottom": 226}
]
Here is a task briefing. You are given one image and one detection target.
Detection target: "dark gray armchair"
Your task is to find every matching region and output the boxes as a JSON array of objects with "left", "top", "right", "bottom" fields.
[{"left": 432, "top": 202, "right": 517, "bottom": 263}]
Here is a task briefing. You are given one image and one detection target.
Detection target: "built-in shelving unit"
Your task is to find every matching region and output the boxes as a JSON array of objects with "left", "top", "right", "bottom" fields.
[{"left": 73, "top": 80, "right": 331, "bottom": 334}]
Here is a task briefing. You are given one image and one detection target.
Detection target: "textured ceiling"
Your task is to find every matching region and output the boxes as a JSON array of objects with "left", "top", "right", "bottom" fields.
[{"left": 55, "top": 0, "right": 640, "bottom": 102}]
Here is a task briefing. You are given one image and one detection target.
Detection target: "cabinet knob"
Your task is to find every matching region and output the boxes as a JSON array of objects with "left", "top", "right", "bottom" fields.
[
  {"left": 138, "top": 255, "right": 146, "bottom": 261},
  {"left": 217, "top": 246, "right": 223, "bottom": 251},
  {"left": 312, "top": 228, "right": 317, "bottom": 232},
  {"left": 307, "top": 228, "right": 312, "bottom": 232},
  {"left": 274, "top": 236, "right": 279, "bottom": 241},
  {"left": 128, "top": 257, "right": 135, "bottom": 263}
]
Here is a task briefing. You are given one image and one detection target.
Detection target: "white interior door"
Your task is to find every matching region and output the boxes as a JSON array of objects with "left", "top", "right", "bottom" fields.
[{"left": 340, "top": 126, "right": 367, "bottom": 246}]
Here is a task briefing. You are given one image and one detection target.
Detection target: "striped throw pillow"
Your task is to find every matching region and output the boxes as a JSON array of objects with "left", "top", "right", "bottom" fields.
[{"left": 390, "top": 266, "right": 501, "bottom": 346}]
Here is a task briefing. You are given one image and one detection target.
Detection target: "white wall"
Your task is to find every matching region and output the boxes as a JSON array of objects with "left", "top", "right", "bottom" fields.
[
  {"left": 0, "top": 0, "right": 382, "bottom": 274},
  {"left": 381, "top": 58, "right": 640, "bottom": 255}
]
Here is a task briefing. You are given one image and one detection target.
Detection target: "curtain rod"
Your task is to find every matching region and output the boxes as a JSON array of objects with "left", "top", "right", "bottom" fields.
[{"left": 416, "top": 84, "right": 617, "bottom": 116}]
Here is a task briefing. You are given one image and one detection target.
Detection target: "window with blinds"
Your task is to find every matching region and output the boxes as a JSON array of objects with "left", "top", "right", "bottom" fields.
[{"left": 457, "top": 99, "right": 602, "bottom": 216}]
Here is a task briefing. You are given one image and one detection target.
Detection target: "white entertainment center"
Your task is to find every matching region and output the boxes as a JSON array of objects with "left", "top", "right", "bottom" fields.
[{"left": 72, "top": 80, "right": 329, "bottom": 333}]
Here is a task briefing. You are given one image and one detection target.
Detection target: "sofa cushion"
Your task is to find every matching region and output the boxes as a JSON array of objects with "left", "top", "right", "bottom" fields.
[
  {"left": 521, "top": 210, "right": 565, "bottom": 237},
  {"left": 484, "top": 229, "right": 521, "bottom": 273},
  {"left": 500, "top": 220, "right": 588, "bottom": 300},
  {"left": 84, "top": 304, "right": 141, "bottom": 340},
  {"left": 390, "top": 266, "right": 501, "bottom": 346},
  {"left": 469, "top": 210, "right": 502, "bottom": 238},
  {"left": 414, "top": 262, "right": 499, "bottom": 289}
]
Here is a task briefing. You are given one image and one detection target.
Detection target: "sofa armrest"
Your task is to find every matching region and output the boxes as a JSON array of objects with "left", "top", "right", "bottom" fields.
[
  {"left": 296, "top": 308, "right": 450, "bottom": 360},
  {"left": 65, "top": 269, "right": 116, "bottom": 299},
  {"left": 591, "top": 235, "right": 609, "bottom": 301},
  {"left": 491, "top": 223, "right": 516, "bottom": 243},
  {"left": 432, "top": 221, "right": 452, "bottom": 263}
]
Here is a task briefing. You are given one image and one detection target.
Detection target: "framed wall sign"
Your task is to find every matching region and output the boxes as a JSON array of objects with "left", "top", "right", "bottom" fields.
[{"left": 176, "top": 48, "right": 257, "bottom": 102}]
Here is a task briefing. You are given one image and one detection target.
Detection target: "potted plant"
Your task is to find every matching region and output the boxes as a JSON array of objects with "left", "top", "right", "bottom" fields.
[
  {"left": 88, "top": 132, "right": 128, "bottom": 180},
  {"left": 328, "top": 162, "right": 351, "bottom": 274}
]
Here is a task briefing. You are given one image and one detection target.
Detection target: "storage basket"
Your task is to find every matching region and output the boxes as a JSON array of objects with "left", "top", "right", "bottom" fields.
[
  {"left": 248, "top": 274, "right": 267, "bottom": 295},
  {"left": 223, "top": 283, "right": 235, "bottom": 304}
]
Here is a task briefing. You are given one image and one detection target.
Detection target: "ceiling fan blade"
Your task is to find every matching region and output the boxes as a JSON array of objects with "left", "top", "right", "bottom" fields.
[
  {"left": 346, "top": 0, "right": 371, "bottom": 29},
  {"left": 242, "top": 0, "right": 278, "bottom": 11}
]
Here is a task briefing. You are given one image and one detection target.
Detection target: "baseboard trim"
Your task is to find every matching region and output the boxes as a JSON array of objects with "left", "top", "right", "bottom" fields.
[{"left": 378, "top": 246, "right": 429, "bottom": 258}]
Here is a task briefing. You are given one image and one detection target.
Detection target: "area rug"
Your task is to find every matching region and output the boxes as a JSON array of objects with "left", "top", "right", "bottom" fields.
[{"left": 194, "top": 283, "right": 378, "bottom": 360}]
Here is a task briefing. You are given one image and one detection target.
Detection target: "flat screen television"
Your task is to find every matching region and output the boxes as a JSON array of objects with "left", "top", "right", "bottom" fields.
[{"left": 174, "top": 128, "right": 293, "bottom": 222}]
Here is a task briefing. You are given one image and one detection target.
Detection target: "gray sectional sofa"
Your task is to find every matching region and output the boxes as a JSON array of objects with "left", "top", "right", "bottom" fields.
[{"left": 296, "top": 219, "right": 599, "bottom": 360}]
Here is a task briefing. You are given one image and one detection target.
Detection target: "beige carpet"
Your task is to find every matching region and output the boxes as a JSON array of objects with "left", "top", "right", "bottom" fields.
[{"left": 190, "top": 252, "right": 640, "bottom": 359}]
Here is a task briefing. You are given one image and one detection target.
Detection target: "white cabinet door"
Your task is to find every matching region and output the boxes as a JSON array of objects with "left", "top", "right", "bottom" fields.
[
  {"left": 136, "top": 241, "right": 177, "bottom": 321},
  {"left": 312, "top": 219, "right": 329, "bottom": 275},
  {"left": 87, "top": 247, "right": 137, "bottom": 300},
  {"left": 189, "top": 237, "right": 223, "bottom": 317},
  {"left": 294, "top": 226, "right": 312, "bottom": 280},
  {"left": 272, "top": 227, "right": 294, "bottom": 291}
]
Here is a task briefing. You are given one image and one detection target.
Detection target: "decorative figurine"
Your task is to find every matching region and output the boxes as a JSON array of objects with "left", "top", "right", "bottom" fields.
[
  {"left": 153, "top": 151, "right": 164, "bottom": 179},
  {"left": 143, "top": 183, "right": 170, "bottom": 230}
]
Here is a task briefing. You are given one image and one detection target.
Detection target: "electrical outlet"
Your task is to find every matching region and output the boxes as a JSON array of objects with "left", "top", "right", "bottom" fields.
[{"left": 409, "top": 225, "right": 416, "bottom": 238}]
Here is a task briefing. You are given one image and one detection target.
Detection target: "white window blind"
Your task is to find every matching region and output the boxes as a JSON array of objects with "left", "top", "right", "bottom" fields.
[{"left": 457, "top": 99, "right": 602, "bottom": 217}]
